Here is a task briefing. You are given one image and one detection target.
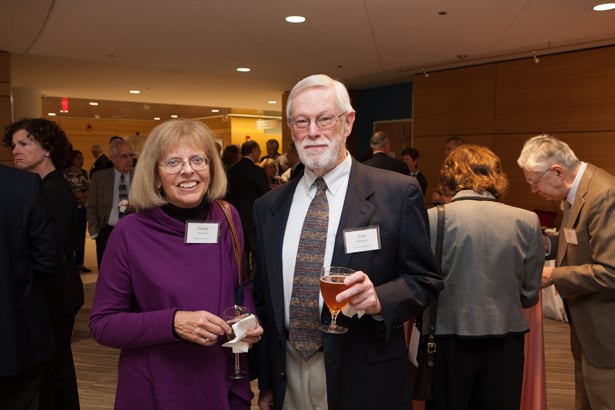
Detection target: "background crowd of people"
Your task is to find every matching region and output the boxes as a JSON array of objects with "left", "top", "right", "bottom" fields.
[{"left": 2, "top": 73, "right": 614, "bottom": 410}]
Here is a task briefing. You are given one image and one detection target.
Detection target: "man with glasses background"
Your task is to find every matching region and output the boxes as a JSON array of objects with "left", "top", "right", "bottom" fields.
[
  {"left": 517, "top": 134, "right": 615, "bottom": 409},
  {"left": 88, "top": 138, "right": 135, "bottom": 268},
  {"left": 253, "top": 74, "right": 442, "bottom": 410}
]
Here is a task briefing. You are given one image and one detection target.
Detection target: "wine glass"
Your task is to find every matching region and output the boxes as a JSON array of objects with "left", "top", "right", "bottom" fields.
[
  {"left": 319, "top": 266, "right": 354, "bottom": 334},
  {"left": 222, "top": 305, "right": 251, "bottom": 379}
]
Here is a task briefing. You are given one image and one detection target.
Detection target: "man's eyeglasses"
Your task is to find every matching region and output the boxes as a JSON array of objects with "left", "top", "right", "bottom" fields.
[
  {"left": 527, "top": 168, "right": 551, "bottom": 186},
  {"left": 289, "top": 113, "right": 346, "bottom": 130},
  {"left": 158, "top": 155, "right": 209, "bottom": 174}
]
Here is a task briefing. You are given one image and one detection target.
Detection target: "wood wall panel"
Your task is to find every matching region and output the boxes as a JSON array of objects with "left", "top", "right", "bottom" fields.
[
  {"left": 413, "top": 45, "right": 615, "bottom": 212},
  {"left": 413, "top": 65, "right": 496, "bottom": 137},
  {"left": 495, "top": 47, "right": 615, "bottom": 133},
  {"left": 0, "top": 52, "right": 12, "bottom": 164},
  {"left": 51, "top": 117, "right": 153, "bottom": 172}
]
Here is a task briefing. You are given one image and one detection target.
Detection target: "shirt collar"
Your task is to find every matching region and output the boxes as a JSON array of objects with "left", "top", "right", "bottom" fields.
[
  {"left": 301, "top": 151, "right": 352, "bottom": 197},
  {"left": 567, "top": 161, "right": 587, "bottom": 206}
]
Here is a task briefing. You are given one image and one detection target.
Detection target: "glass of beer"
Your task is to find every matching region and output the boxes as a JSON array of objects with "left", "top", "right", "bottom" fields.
[{"left": 320, "top": 266, "right": 354, "bottom": 334}]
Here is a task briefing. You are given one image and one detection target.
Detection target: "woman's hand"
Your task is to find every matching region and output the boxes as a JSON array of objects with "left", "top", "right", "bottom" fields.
[
  {"left": 173, "top": 310, "right": 232, "bottom": 347},
  {"left": 242, "top": 320, "right": 264, "bottom": 348},
  {"left": 258, "top": 390, "right": 274, "bottom": 409}
]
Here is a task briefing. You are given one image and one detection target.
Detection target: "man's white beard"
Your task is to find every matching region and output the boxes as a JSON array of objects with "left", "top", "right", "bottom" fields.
[{"left": 296, "top": 137, "right": 344, "bottom": 173}]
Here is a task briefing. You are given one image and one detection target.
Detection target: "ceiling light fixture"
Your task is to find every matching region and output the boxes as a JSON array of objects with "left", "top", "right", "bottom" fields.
[
  {"left": 236, "top": 67, "right": 251, "bottom": 72},
  {"left": 593, "top": 3, "right": 615, "bottom": 11},
  {"left": 154, "top": 117, "right": 161, "bottom": 121},
  {"left": 129, "top": 90, "right": 140, "bottom": 94},
  {"left": 170, "top": 114, "right": 178, "bottom": 119},
  {"left": 422, "top": 68, "right": 430, "bottom": 78},
  {"left": 268, "top": 100, "right": 277, "bottom": 104},
  {"left": 211, "top": 109, "right": 220, "bottom": 113},
  {"left": 285, "top": 15, "right": 306, "bottom": 23},
  {"left": 48, "top": 112, "right": 56, "bottom": 116},
  {"left": 533, "top": 50, "right": 540, "bottom": 64},
  {"left": 89, "top": 101, "right": 99, "bottom": 106}
]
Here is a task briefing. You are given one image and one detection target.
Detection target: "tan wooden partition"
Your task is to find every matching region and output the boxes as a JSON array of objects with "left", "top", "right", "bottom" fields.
[
  {"left": 413, "top": 45, "right": 615, "bottom": 213},
  {"left": 0, "top": 52, "right": 12, "bottom": 165}
]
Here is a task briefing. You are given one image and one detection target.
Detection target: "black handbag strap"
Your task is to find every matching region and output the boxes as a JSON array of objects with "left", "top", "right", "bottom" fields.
[{"left": 426, "top": 205, "right": 444, "bottom": 354}]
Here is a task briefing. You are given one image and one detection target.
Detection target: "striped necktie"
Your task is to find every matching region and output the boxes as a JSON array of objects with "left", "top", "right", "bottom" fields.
[{"left": 288, "top": 177, "right": 329, "bottom": 360}]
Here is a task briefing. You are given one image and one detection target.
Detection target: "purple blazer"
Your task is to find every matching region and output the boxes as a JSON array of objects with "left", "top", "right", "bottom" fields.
[{"left": 90, "top": 204, "right": 254, "bottom": 409}]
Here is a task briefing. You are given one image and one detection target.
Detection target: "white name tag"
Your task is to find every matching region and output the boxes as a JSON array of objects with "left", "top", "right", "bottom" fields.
[
  {"left": 343, "top": 225, "right": 381, "bottom": 254},
  {"left": 564, "top": 227, "right": 578, "bottom": 245},
  {"left": 185, "top": 221, "right": 220, "bottom": 244}
]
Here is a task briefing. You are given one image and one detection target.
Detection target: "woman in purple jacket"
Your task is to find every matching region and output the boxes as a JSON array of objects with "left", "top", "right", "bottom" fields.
[{"left": 89, "top": 119, "right": 263, "bottom": 409}]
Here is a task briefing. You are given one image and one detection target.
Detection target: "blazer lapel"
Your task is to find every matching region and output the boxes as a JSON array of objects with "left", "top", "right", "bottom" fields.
[
  {"left": 263, "top": 181, "right": 297, "bottom": 335},
  {"left": 557, "top": 165, "right": 593, "bottom": 265},
  {"left": 331, "top": 160, "right": 375, "bottom": 267}
]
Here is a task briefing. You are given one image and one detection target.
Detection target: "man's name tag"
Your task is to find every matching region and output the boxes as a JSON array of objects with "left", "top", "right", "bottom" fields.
[
  {"left": 563, "top": 227, "right": 578, "bottom": 245},
  {"left": 185, "top": 221, "right": 219, "bottom": 244},
  {"left": 343, "top": 225, "right": 381, "bottom": 254}
]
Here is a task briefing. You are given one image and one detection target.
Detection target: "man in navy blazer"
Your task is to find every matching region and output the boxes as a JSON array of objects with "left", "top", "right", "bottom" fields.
[
  {"left": 227, "top": 140, "right": 270, "bottom": 276},
  {"left": 253, "top": 74, "right": 443, "bottom": 410},
  {"left": 0, "top": 165, "right": 58, "bottom": 408},
  {"left": 363, "top": 130, "right": 409, "bottom": 176}
]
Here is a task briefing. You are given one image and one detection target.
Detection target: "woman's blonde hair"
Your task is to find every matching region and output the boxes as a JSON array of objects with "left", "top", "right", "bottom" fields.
[
  {"left": 439, "top": 144, "right": 509, "bottom": 199},
  {"left": 129, "top": 119, "right": 227, "bottom": 210},
  {"left": 259, "top": 157, "right": 277, "bottom": 171}
]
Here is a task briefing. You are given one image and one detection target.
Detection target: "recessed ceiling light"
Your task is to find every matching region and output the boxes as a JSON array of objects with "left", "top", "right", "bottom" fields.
[
  {"left": 211, "top": 109, "right": 220, "bottom": 113},
  {"left": 285, "top": 15, "right": 306, "bottom": 23},
  {"left": 170, "top": 114, "right": 178, "bottom": 118},
  {"left": 89, "top": 101, "right": 99, "bottom": 106},
  {"left": 593, "top": 3, "right": 615, "bottom": 11},
  {"left": 236, "top": 67, "right": 251, "bottom": 72},
  {"left": 154, "top": 117, "right": 161, "bottom": 121},
  {"left": 268, "top": 100, "right": 277, "bottom": 104},
  {"left": 129, "top": 90, "right": 140, "bottom": 94},
  {"left": 48, "top": 112, "right": 56, "bottom": 116}
]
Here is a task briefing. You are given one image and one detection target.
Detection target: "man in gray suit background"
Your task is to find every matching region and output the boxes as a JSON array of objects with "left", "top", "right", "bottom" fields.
[
  {"left": 518, "top": 134, "right": 615, "bottom": 409},
  {"left": 88, "top": 138, "right": 134, "bottom": 268}
]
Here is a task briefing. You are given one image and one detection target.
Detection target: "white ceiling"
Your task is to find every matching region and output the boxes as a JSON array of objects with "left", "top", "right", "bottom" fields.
[{"left": 2, "top": 0, "right": 615, "bottom": 119}]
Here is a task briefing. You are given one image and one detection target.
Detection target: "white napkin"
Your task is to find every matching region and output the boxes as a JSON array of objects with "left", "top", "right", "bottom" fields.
[
  {"left": 341, "top": 305, "right": 365, "bottom": 319},
  {"left": 222, "top": 313, "right": 257, "bottom": 353}
]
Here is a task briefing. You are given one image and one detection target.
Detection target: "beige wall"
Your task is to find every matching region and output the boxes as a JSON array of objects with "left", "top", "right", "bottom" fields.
[{"left": 412, "top": 45, "right": 615, "bottom": 219}]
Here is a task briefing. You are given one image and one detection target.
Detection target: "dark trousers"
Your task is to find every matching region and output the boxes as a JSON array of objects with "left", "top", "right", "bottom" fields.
[
  {"left": 428, "top": 335, "right": 524, "bottom": 410},
  {"left": 75, "top": 207, "right": 87, "bottom": 265},
  {"left": 0, "top": 363, "right": 46, "bottom": 410},
  {"left": 39, "top": 316, "right": 80, "bottom": 410},
  {"left": 95, "top": 224, "right": 114, "bottom": 269},
  {"left": 244, "top": 228, "right": 256, "bottom": 282}
]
